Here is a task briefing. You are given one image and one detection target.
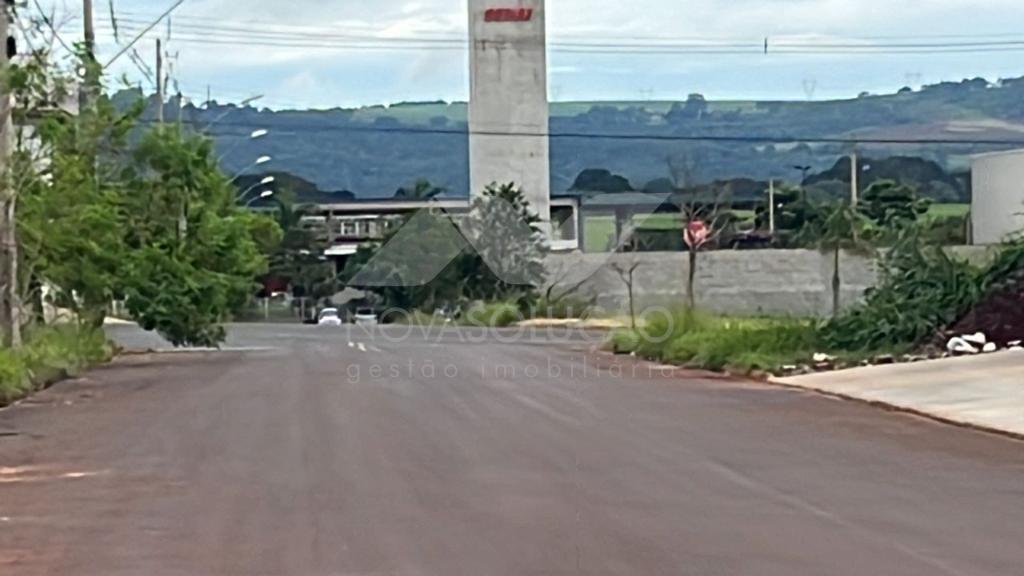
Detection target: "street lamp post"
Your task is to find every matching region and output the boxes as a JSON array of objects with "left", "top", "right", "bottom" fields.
[
  {"left": 245, "top": 190, "right": 275, "bottom": 208},
  {"left": 237, "top": 176, "right": 275, "bottom": 201},
  {"left": 229, "top": 155, "right": 272, "bottom": 183},
  {"left": 217, "top": 128, "right": 269, "bottom": 164}
]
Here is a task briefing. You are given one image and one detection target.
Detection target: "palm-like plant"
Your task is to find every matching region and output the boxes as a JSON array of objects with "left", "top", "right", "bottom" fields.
[
  {"left": 394, "top": 179, "right": 445, "bottom": 200},
  {"left": 800, "top": 202, "right": 875, "bottom": 318}
]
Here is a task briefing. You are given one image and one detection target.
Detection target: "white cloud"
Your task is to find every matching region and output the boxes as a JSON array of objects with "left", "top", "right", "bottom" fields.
[{"left": 38, "top": 0, "right": 1024, "bottom": 106}]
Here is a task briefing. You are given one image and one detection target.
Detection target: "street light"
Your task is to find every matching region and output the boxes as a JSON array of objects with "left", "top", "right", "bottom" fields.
[
  {"left": 245, "top": 190, "right": 275, "bottom": 208},
  {"left": 237, "top": 175, "right": 276, "bottom": 200},
  {"left": 217, "top": 128, "right": 270, "bottom": 163},
  {"left": 229, "top": 155, "right": 272, "bottom": 183}
]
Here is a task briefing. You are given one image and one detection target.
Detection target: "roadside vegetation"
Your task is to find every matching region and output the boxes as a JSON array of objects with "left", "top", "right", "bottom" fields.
[
  {"left": 0, "top": 325, "right": 114, "bottom": 405},
  {"left": 607, "top": 189, "right": 1023, "bottom": 375},
  {"left": 0, "top": 18, "right": 280, "bottom": 403}
]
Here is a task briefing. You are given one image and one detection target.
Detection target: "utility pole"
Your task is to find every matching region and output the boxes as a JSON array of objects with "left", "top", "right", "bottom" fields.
[
  {"left": 849, "top": 151, "right": 859, "bottom": 206},
  {"left": 768, "top": 179, "right": 776, "bottom": 235},
  {"left": 79, "top": 0, "right": 97, "bottom": 108},
  {"left": 83, "top": 0, "right": 95, "bottom": 58},
  {"left": 155, "top": 39, "right": 163, "bottom": 123},
  {"left": 0, "top": 0, "right": 20, "bottom": 347}
]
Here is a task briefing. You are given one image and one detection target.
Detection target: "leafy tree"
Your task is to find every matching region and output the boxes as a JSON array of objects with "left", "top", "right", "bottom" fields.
[
  {"left": 799, "top": 202, "right": 875, "bottom": 317},
  {"left": 265, "top": 197, "right": 335, "bottom": 309},
  {"left": 459, "top": 183, "right": 547, "bottom": 304},
  {"left": 858, "top": 179, "right": 930, "bottom": 229},
  {"left": 343, "top": 182, "right": 545, "bottom": 313},
  {"left": 14, "top": 56, "right": 138, "bottom": 329},
  {"left": 754, "top": 185, "right": 824, "bottom": 245},
  {"left": 569, "top": 169, "right": 633, "bottom": 193},
  {"left": 120, "top": 127, "right": 269, "bottom": 346}
]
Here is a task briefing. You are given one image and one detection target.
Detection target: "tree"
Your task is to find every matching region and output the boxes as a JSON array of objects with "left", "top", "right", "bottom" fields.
[
  {"left": 611, "top": 244, "right": 643, "bottom": 329},
  {"left": 265, "top": 196, "right": 335, "bottom": 313},
  {"left": 343, "top": 182, "right": 546, "bottom": 313},
  {"left": 668, "top": 150, "right": 730, "bottom": 309},
  {"left": 799, "top": 202, "right": 875, "bottom": 318},
  {"left": 394, "top": 178, "right": 445, "bottom": 200},
  {"left": 121, "top": 127, "right": 270, "bottom": 346},
  {"left": 459, "top": 183, "right": 546, "bottom": 304},
  {"left": 858, "top": 179, "right": 930, "bottom": 230},
  {"left": 569, "top": 169, "right": 633, "bottom": 193}
]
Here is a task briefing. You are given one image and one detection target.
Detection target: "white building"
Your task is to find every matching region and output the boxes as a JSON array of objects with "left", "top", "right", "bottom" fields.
[
  {"left": 467, "top": 0, "right": 551, "bottom": 233},
  {"left": 972, "top": 149, "right": 1024, "bottom": 245}
]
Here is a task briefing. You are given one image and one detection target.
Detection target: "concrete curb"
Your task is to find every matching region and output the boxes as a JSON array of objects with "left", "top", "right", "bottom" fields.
[{"left": 767, "top": 375, "right": 1024, "bottom": 443}]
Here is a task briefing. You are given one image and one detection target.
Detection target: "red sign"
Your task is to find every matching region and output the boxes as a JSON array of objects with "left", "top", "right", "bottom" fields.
[
  {"left": 684, "top": 220, "right": 710, "bottom": 249},
  {"left": 484, "top": 8, "right": 534, "bottom": 22}
]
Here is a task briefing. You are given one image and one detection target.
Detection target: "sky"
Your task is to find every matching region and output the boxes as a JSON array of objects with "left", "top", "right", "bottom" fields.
[{"left": 31, "top": 0, "right": 1024, "bottom": 109}]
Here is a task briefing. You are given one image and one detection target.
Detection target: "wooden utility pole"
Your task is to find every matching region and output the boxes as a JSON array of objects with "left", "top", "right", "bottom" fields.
[
  {"left": 0, "top": 1, "right": 21, "bottom": 346},
  {"left": 156, "top": 39, "right": 163, "bottom": 123}
]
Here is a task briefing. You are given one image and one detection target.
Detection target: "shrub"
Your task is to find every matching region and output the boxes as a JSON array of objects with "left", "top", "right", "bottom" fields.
[
  {"left": 822, "top": 231, "right": 983, "bottom": 350},
  {"left": 465, "top": 301, "right": 522, "bottom": 327},
  {"left": 0, "top": 325, "right": 113, "bottom": 405},
  {"left": 608, "top": 329, "right": 641, "bottom": 354}
]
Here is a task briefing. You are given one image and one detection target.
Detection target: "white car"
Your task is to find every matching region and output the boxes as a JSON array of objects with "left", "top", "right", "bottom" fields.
[
  {"left": 354, "top": 308, "right": 379, "bottom": 326},
  {"left": 317, "top": 308, "right": 343, "bottom": 327}
]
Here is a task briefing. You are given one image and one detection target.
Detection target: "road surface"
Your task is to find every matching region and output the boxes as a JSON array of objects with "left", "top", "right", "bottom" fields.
[{"left": 2, "top": 324, "right": 1024, "bottom": 575}]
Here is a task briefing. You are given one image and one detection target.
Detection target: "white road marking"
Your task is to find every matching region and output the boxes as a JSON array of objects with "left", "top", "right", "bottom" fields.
[
  {"left": 357, "top": 343, "right": 368, "bottom": 353},
  {"left": 348, "top": 342, "right": 355, "bottom": 348}
]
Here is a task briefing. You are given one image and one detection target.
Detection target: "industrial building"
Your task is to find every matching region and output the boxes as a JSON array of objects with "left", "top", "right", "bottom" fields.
[{"left": 972, "top": 149, "right": 1024, "bottom": 245}]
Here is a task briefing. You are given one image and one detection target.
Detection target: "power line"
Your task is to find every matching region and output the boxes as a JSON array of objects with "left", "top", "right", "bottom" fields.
[
  {"left": 94, "top": 17, "right": 1024, "bottom": 55},
  {"left": 93, "top": 27, "right": 1024, "bottom": 56},
  {"left": 113, "top": 9, "right": 1024, "bottom": 44},
  {"left": 134, "top": 116, "right": 1024, "bottom": 148}
]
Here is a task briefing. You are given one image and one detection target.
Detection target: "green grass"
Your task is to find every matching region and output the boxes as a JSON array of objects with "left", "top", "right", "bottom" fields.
[
  {"left": 0, "top": 325, "right": 114, "bottom": 406},
  {"left": 584, "top": 214, "right": 682, "bottom": 252},
  {"left": 584, "top": 212, "right": 757, "bottom": 252},
  {"left": 607, "top": 308, "right": 819, "bottom": 374},
  {"left": 926, "top": 203, "right": 970, "bottom": 219}
]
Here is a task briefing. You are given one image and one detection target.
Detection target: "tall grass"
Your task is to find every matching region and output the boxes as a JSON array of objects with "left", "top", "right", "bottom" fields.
[
  {"left": 609, "top": 307, "right": 818, "bottom": 373},
  {"left": 0, "top": 325, "right": 113, "bottom": 405},
  {"left": 464, "top": 301, "right": 523, "bottom": 328}
]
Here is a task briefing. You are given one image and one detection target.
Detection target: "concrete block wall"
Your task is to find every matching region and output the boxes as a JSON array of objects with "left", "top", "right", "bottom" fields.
[{"left": 545, "top": 247, "right": 993, "bottom": 317}]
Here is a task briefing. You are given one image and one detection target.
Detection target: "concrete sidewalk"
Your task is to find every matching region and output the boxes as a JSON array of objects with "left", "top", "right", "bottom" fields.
[{"left": 774, "top": 350, "right": 1024, "bottom": 437}]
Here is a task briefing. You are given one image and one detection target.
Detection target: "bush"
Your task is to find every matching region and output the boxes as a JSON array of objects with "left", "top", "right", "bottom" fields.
[
  {"left": 822, "top": 231, "right": 983, "bottom": 350},
  {"left": 608, "top": 329, "right": 641, "bottom": 354},
  {"left": 465, "top": 301, "right": 523, "bottom": 327},
  {"left": 0, "top": 325, "right": 113, "bottom": 405}
]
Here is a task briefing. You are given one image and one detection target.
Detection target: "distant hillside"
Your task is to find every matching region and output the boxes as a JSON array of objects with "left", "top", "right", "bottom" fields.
[{"left": 127, "top": 75, "right": 1024, "bottom": 200}]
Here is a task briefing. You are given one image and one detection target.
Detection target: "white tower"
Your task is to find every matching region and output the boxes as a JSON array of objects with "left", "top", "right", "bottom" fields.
[{"left": 468, "top": 0, "right": 551, "bottom": 231}]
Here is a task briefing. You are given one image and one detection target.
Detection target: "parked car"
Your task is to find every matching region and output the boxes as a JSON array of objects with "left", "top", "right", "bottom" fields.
[
  {"left": 354, "top": 308, "right": 379, "bottom": 326},
  {"left": 317, "top": 308, "right": 343, "bottom": 327}
]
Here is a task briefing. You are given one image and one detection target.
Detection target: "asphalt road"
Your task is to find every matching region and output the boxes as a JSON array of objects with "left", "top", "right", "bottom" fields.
[{"left": 2, "top": 324, "right": 1024, "bottom": 575}]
